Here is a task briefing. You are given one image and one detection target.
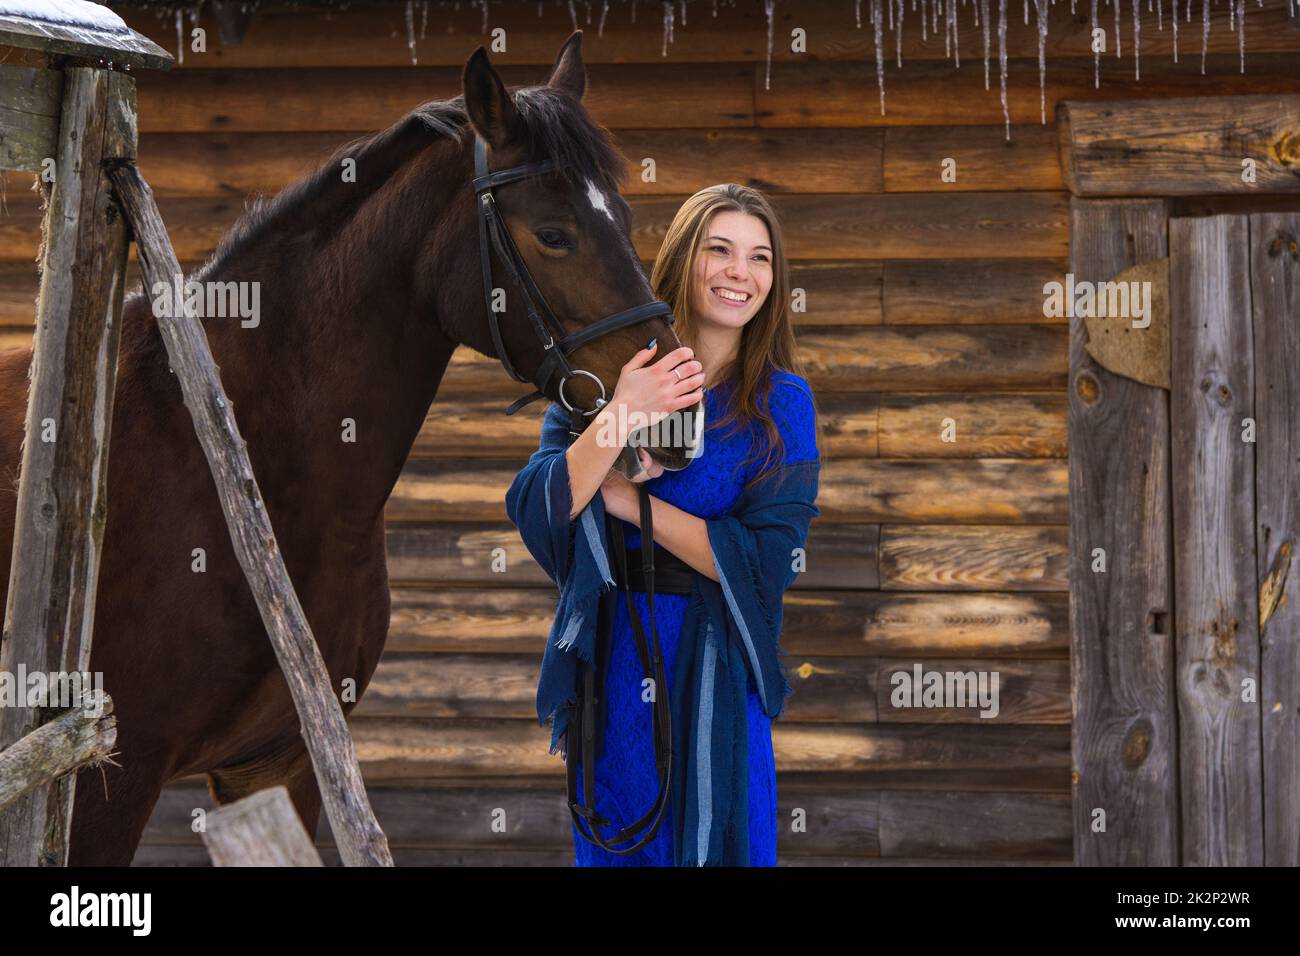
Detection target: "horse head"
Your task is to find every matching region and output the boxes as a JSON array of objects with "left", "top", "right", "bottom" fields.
[{"left": 457, "top": 31, "right": 704, "bottom": 479}]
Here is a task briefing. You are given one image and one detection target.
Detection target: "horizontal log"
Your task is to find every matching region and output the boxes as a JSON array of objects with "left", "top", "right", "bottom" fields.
[
  {"left": 758, "top": 55, "right": 1300, "bottom": 128},
  {"left": 1058, "top": 94, "right": 1300, "bottom": 196},
  {"left": 0, "top": 329, "right": 31, "bottom": 352},
  {"left": 1, "top": 258, "right": 880, "bottom": 327},
  {"left": 437, "top": 325, "right": 1068, "bottom": 395},
  {"left": 0, "top": 191, "right": 1067, "bottom": 261},
  {"left": 133, "top": 64, "right": 756, "bottom": 133},
  {"left": 882, "top": 258, "right": 1067, "bottom": 324},
  {"left": 117, "top": 3, "right": 1300, "bottom": 68},
  {"left": 386, "top": 457, "right": 1068, "bottom": 523},
  {"left": 876, "top": 790, "right": 1070, "bottom": 859},
  {"left": 3, "top": 257, "right": 1068, "bottom": 339},
  {"left": 384, "top": 585, "right": 1069, "bottom": 657},
  {"left": 386, "top": 519, "right": 879, "bottom": 589},
  {"left": 352, "top": 651, "right": 1069, "bottom": 725},
  {"left": 410, "top": 392, "right": 1062, "bottom": 460},
  {"left": 141, "top": 779, "right": 1069, "bottom": 860},
  {"left": 129, "top": 128, "right": 887, "bottom": 197},
  {"left": 875, "top": 393, "right": 1066, "bottom": 457},
  {"left": 766, "top": 325, "right": 1068, "bottom": 390},
  {"left": 879, "top": 525, "right": 1068, "bottom": 590},
  {"left": 883, "top": 124, "right": 1061, "bottom": 191},
  {"left": 346, "top": 716, "right": 1068, "bottom": 780}
]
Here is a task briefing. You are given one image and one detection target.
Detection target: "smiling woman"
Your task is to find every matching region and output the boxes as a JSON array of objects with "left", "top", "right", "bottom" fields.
[{"left": 507, "top": 182, "right": 824, "bottom": 867}]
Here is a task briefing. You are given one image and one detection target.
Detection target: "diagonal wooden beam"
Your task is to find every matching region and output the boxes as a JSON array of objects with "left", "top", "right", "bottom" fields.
[{"left": 106, "top": 161, "right": 392, "bottom": 868}]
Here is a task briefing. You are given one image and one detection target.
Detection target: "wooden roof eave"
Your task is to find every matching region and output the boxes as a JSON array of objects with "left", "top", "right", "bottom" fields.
[{"left": 0, "top": 11, "right": 174, "bottom": 71}]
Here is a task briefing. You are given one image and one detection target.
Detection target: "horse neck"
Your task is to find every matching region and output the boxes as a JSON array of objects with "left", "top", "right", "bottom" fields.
[{"left": 186, "top": 164, "right": 461, "bottom": 538}]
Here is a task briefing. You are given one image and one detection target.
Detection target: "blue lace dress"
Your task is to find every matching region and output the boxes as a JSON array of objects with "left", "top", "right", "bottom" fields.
[{"left": 572, "top": 370, "right": 819, "bottom": 867}]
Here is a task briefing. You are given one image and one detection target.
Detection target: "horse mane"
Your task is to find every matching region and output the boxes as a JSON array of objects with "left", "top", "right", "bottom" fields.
[
  {"left": 117, "top": 83, "right": 628, "bottom": 365},
  {"left": 200, "top": 85, "right": 627, "bottom": 282}
]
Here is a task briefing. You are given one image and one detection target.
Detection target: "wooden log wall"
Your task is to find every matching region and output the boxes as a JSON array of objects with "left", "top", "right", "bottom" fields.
[{"left": 1, "top": 1, "right": 1296, "bottom": 865}]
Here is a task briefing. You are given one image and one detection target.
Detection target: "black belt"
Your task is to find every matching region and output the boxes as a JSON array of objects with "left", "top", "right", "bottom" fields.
[{"left": 615, "top": 540, "right": 698, "bottom": 595}]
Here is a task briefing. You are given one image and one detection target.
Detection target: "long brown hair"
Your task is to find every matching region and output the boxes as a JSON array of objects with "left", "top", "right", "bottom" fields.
[{"left": 649, "top": 184, "right": 822, "bottom": 488}]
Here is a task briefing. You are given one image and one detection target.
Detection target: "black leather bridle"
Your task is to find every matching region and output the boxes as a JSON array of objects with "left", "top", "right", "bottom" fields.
[
  {"left": 472, "top": 134, "right": 674, "bottom": 853},
  {"left": 472, "top": 134, "right": 676, "bottom": 418}
]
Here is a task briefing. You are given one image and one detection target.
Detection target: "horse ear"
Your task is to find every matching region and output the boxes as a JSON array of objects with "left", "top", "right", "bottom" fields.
[
  {"left": 547, "top": 30, "right": 585, "bottom": 101},
  {"left": 462, "top": 46, "right": 523, "bottom": 149}
]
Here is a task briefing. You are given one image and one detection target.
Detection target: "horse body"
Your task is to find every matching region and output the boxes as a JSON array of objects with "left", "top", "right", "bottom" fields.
[
  {"left": 1, "top": 203, "right": 455, "bottom": 862},
  {"left": 0, "top": 32, "right": 696, "bottom": 864}
]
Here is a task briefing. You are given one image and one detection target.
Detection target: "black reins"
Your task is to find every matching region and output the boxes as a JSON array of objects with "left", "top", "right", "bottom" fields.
[{"left": 473, "top": 133, "right": 675, "bottom": 852}]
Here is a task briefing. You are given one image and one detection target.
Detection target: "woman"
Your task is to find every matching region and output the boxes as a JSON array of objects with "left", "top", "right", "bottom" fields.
[{"left": 506, "top": 184, "right": 822, "bottom": 866}]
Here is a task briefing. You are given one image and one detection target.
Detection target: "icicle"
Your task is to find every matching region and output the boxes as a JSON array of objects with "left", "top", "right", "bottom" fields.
[
  {"left": 888, "top": 0, "right": 894, "bottom": 30},
  {"left": 874, "top": 0, "right": 886, "bottom": 114},
  {"left": 1172, "top": 0, "right": 1179, "bottom": 60},
  {"left": 1034, "top": 0, "right": 1048, "bottom": 122},
  {"left": 1156, "top": 0, "right": 1162, "bottom": 30},
  {"left": 1229, "top": 0, "right": 1235, "bottom": 29},
  {"left": 632, "top": 1, "right": 637, "bottom": 25},
  {"left": 599, "top": 0, "right": 610, "bottom": 35},
  {"left": 922, "top": 0, "right": 927, "bottom": 39},
  {"left": 857, "top": 0, "right": 863, "bottom": 27},
  {"left": 998, "top": 0, "right": 1009, "bottom": 140},
  {"left": 483, "top": 0, "right": 491, "bottom": 34},
  {"left": 420, "top": 0, "right": 429, "bottom": 39},
  {"left": 405, "top": 0, "right": 417, "bottom": 65},
  {"left": 1237, "top": 0, "right": 1245, "bottom": 72},
  {"left": 982, "top": 0, "right": 991, "bottom": 89},
  {"left": 569, "top": 0, "right": 579, "bottom": 29},
  {"left": 1114, "top": 0, "right": 1122, "bottom": 56},
  {"left": 681, "top": 0, "right": 687, "bottom": 27},
  {"left": 762, "top": 0, "right": 775, "bottom": 89},
  {"left": 935, "top": 0, "right": 941, "bottom": 35},
  {"left": 1133, "top": 0, "right": 1140, "bottom": 78},
  {"left": 975, "top": 0, "right": 981, "bottom": 24},
  {"left": 945, "top": 0, "right": 952, "bottom": 57},
  {"left": 897, "top": 0, "right": 905, "bottom": 66},
  {"left": 952, "top": 0, "right": 960, "bottom": 66},
  {"left": 661, "top": 1, "right": 676, "bottom": 57},
  {"left": 1200, "top": 0, "right": 1208, "bottom": 74},
  {"left": 175, "top": 8, "right": 183, "bottom": 66},
  {"left": 1187, "top": 0, "right": 1191, "bottom": 21},
  {"left": 713, "top": 0, "right": 718, "bottom": 16}
]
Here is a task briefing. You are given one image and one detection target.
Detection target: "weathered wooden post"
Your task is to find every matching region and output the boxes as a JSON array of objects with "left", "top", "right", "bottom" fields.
[
  {"left": 201, "top": 786, "right": 326, "bottom": 867},
  {"left": 0, "top": 2, "right": 171, "bottom": 866}
]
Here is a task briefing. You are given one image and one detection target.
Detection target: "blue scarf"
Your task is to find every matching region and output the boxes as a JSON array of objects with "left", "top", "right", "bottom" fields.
[{"left": 505, "top": 402, "right": 821, "bottom": 865}]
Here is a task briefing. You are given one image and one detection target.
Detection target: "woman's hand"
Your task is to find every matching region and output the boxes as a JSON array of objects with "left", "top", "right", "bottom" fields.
[{"left": 605, "top": 339, "right": 706, "bottom": 446}]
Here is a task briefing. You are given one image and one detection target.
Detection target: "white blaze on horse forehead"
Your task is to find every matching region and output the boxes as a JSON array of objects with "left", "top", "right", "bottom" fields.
[{"left": 584, "top": 178, "right": 619, "bottom": 226}]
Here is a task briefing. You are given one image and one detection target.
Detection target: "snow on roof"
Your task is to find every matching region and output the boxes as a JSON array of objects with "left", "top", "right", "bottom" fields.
[{"left": 0, "top": 0, "right": 129, "bottom": 34}]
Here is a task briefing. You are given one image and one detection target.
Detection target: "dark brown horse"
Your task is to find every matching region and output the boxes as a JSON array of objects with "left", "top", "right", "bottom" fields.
[{"left": 0, "top": 32, "right": 699, "bottom": 865}]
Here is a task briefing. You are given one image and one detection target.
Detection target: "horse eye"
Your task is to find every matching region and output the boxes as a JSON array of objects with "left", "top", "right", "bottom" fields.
[{"left": 537, "top": 229, "right": 571, "bottom": 250}]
